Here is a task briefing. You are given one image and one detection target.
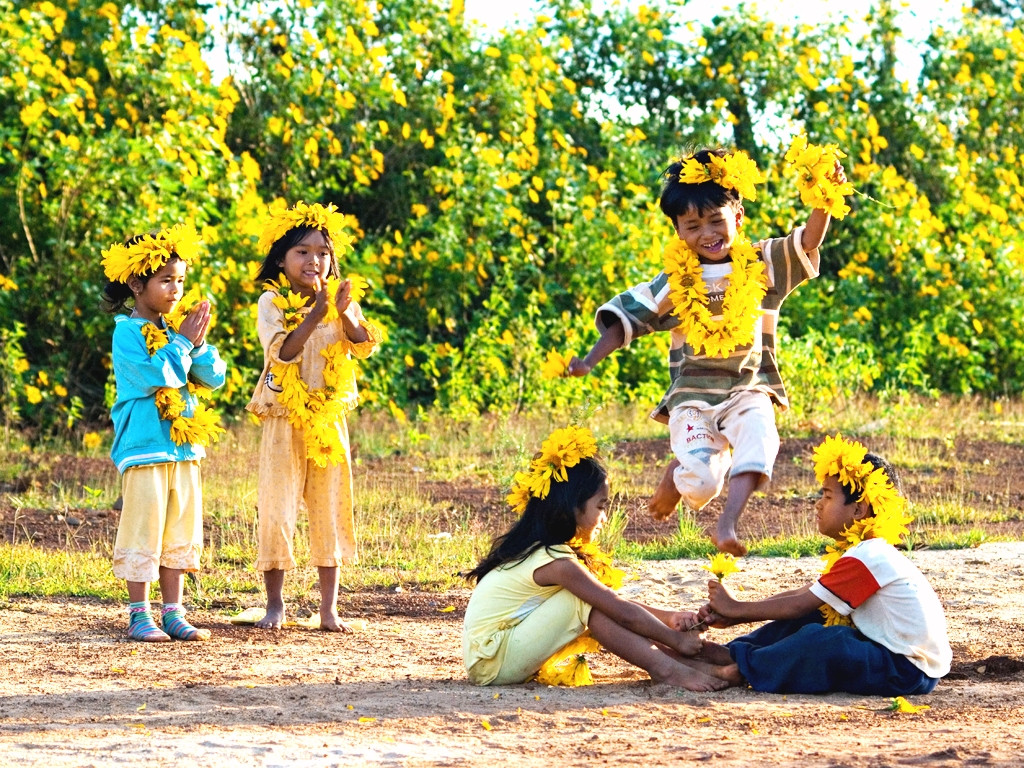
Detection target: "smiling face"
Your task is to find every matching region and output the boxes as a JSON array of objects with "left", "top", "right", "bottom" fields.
[
  {"left": 815, "top": 475, "right": 869, "bottom": 541},
  {"left": 132, "top": 258, "right": 186, "bottom": 322},
  {"left": 673, "top": 203, "right": 744, "bottom": 263},
  {"left": 279, "top": 229, "right": 332, "bottom": 297},
  {"left": 574, "top": 480, "right": 610, "bottom": 544}
]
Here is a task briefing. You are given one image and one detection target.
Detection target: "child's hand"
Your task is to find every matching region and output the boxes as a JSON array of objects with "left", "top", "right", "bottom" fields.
[
  {"left": 706, "top": 579, "right": 742, "bottom": 620},
  {"left": 177, "top": 300, "right": 211, "bottom": 346},
  {"left": 829, "top": 159, "right": 847, "bottom": 187},
  {"left": 309, "top": 278, "right": 330, "bottom": 321},
  {"left": 334, "top": 278, "right": 354, "bottom": 317},
  {"left": 565, "top": 355, "right": 591, "bottom": 377},
  {"left": 668, "top": 610, "right": 702, "bottom": 632},
  {"left": 697, "top": 603, "right": 735, "bottom": 629}
]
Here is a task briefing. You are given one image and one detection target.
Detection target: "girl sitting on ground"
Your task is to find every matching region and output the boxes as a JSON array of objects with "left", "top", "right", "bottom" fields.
[{"left": 462, "top": 426, "right": 731, "bottom": 690}]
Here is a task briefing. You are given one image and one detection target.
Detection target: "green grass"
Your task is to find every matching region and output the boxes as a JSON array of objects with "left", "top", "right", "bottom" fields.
[
  {"left": 0, "top": 543, "right": 119, "bottom": 599},
  {"left": 2, "top": 396, "right": 1023, "bottom": 604}
]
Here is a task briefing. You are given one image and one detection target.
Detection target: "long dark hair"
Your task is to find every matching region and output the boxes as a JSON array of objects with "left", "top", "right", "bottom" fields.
[
  {"left": 465, "top": 456, "right": 608, "bottom": 583},
  {"left": 659, "top": 147, "right": 743, "bottom": 221},
  {"left": 253, "top": 225, "right": 340, "bottom": 287}
]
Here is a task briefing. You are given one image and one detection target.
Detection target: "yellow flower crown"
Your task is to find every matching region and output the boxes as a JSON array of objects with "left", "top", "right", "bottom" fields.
[
  {"left": 506, "top": 426, "right": 600, "bottom": 514},
  {"left": 812, "top": 433, "right": 908, "bottom": 523},
  {"left": 812, "top": 433, "right": 914, "bottom": 590},
  {"left": 101, "top": 223, "right": 201, "bottom": 283},
  {"left": 677, "top": 149, "right": 766, "bottom": 201},
  {"left": 257, "top": 200, "right": 356, "bottom": 255}
]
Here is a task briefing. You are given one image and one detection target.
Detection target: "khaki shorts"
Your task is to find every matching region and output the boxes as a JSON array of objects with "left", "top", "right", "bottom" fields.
[
  {"left": 113, "top": 461, "right": 203, "bottom": 583},
  {"left": 256, "top": 415, "right": 357, "bottom": 571}
]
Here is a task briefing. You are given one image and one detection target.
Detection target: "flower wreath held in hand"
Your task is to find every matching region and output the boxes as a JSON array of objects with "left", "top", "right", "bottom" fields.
[
  {"left": 101, "top": 225, "right": 223, "bottom": 448},
  {"left": 812, "top": 433, "right": 914, "bottom": 626}
]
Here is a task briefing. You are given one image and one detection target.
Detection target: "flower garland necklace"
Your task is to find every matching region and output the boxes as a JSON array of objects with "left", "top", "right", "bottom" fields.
[
  {"left": 505, "top": 426, "right": 626, "bottom": 686},
  {"left": 138, "top": 304, "right": 224, "bottom": 448},
  {"left": 663, "top": 231, "right": 767, "bottom": 358},
  {"left": 812, "top": 434, "right": 914, "bottom": 626},
  {"left": 265, "top": 274, "right": 370, "bottom": 468}
]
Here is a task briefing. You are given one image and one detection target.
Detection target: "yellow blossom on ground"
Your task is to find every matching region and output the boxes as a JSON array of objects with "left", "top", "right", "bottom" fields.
[{"left": 888, "top": 697, "right": 930, "bottom": 714}]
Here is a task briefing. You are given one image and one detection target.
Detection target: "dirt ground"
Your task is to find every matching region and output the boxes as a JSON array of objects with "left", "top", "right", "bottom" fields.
[
  {"left": 1, "top": 544, "right": 1024, "bottom": 767},
  {"left": 6, "top": 435, "right": 1024, "bottom": 551},
  {"left": 2, "top": 435, "right": 1024, "bottom": 766}
]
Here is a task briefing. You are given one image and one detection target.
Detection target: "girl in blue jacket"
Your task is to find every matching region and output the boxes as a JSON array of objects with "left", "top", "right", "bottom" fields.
[{"left": 101, "top": 224, "right": 226, "bottom": 642}]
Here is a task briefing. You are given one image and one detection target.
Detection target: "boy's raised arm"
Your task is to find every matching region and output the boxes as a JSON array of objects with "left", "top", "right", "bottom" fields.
[{"left": 799, "top": 160, "right": 848, "bottom": 266}]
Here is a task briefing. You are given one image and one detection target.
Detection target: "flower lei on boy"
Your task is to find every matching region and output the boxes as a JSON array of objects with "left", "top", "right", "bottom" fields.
[
  {"left": 258, "top": 201, "right": 375, "bottom": 468},
  {"left": 663, "top": 140, "right": 854, "bottom": 358},
  {"left": 101, "top": 225, "right": 224, "bottom": 448},
  {"left": 812, "top": 433, "right": 914, "bottom": 626},
  {"left": 663, "top": 149, "right": 769, "bottom": 358},
  {"left": 505, "top": 426, "right": 626, "bottom": 686}
]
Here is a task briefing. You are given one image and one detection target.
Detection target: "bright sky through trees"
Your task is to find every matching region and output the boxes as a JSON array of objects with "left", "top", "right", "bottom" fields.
[{"left": 463, "top": 0, "right": 968, "bottom": 81}]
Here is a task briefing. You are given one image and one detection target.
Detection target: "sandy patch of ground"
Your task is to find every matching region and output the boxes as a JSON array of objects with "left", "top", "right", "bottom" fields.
[{"left": 2, "top": 542, "right": 1024, "bottom": 767}]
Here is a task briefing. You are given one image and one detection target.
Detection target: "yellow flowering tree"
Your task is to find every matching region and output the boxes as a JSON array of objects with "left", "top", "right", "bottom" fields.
[
  {"left": 3, "top": 0, "right": 1024, "bottom": 436},
  {"left": 0, "top": 0, "right": 258, "bottom": 432}
]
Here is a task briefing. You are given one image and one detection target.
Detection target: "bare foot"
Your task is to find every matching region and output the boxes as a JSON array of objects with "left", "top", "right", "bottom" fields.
[
  {"left": 255, "top": 602, "right": 285, "bottom": 630},
  {"left": 648, "top": 459, "right": 682, "bottom": 521},
  {"left": 717, "top": 663, "right": 745, "bottom": 686},
  {"left": 695, "top": 640, "right": 734, "bottom": 666},
  {"left": 319, "top": 610, "right": 353, "bottom": 633},
  {"left": 712, "top": 520, "right": 748, "bottom": 556},
  {"left": 652, "top": 664, "right": 730, "bottom": 692}
]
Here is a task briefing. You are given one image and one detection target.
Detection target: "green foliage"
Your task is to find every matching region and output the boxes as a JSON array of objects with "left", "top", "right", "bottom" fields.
[{"left": 2, "top": 0, "right": 1024, "bottom": 438}]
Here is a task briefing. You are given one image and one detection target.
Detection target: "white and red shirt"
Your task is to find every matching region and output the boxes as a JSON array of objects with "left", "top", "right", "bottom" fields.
[{"left": 809, "top": 537, "right": 952, "bottom": 678}]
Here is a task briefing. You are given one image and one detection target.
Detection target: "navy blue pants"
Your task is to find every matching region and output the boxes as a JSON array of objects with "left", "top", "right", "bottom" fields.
[{"left": 727, "top": 612, "right": 938, "bottom": 695}]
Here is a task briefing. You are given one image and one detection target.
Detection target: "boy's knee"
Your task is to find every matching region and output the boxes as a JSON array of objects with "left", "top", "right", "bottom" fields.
[{"left": 673, "top": 465, "right": 721, "bottom": 510}]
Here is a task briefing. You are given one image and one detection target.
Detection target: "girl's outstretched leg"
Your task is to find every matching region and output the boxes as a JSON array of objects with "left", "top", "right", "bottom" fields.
[
  {"left": 587, "top": 609, "right": 729, "bottom": 691},
  {"left": 318, "top": 565, "right": 350, "bottom": 632},
  {"left": 257, "top": 569, "right": 286, "bottom": 629}
]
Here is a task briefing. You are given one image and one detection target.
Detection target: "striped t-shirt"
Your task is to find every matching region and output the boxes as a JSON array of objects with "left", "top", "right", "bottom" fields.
[{"left": 596, "top": 227, "right": 817, "bottom": 422}]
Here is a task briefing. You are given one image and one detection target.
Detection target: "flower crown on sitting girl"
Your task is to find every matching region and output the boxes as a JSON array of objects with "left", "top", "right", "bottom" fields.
[
  {"left": 812, "top": 433, "right": 914, "bottom": 625},
  {"left": 503, "top": 425, "right": 624, "bottom": 686}
]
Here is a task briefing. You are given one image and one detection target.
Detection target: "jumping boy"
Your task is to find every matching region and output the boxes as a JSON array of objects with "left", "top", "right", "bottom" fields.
[
  {"left": 568, "top": 147, "right": 845, "bottom": 555},
  {"left": 694, "top": 433, "right": 952, "bottom": 695}
]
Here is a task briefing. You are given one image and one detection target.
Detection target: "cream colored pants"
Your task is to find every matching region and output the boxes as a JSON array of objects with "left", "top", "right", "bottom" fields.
[
  {"left": 668, "top": 390, "right": 779, "bottom": 511},
  {"left": 256, "top": 416, "right": 357, "bottom": 571}
]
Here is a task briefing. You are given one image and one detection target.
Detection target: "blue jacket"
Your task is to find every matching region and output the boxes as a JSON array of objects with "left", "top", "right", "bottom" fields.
[{"left": 110, "top": 315, "right": 227, "bottom": 473}]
